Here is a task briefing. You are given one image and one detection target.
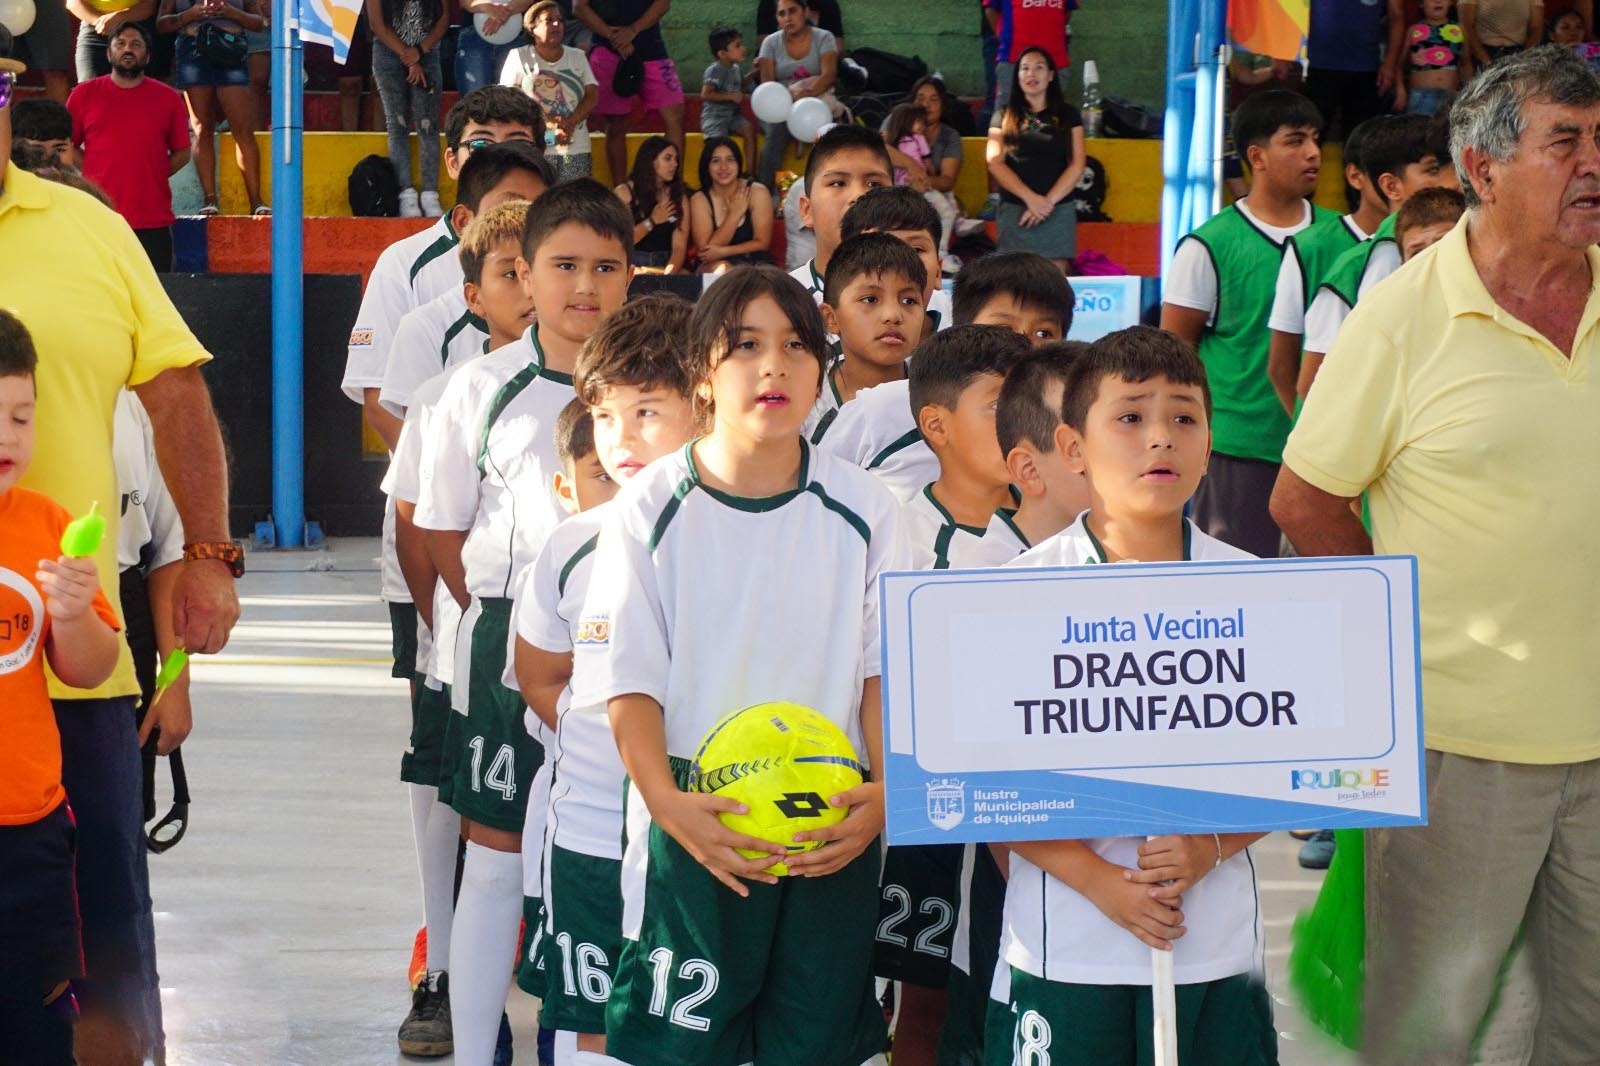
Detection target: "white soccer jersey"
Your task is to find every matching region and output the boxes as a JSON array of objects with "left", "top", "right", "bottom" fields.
[
  {"left": 818, "top": 378, "right": 938, "bottom": 502},
  {"left": 383, "top": 366, "right": 478, "bottom": 685},
  {"left": 578, "top": 441, "right": 906, "bottom": 762},
  {"left": 379, "top": 290, "right": 489, "bottom": 419},
  {"left": 960, "top": 508, "right": 1032, "bottom": 569},
  {"left": 791, "top": 257, "right": 825, "bottom": 304},
  {"left": 996, "top": 513, "right": 1265, "bottom": 986},
  {"left": 510, "top": 504, "right": 624, "bottom": 859},
  {"left": 1303, "top": 240, "right": 1401, "bottom": 355},
  {"left": 341, "top": 216, "right": 465, "bottom": 403},
  {"left": 802, "top": 362, "right": 845, "bottom": 444},
  {"left": 413, "top": 327, "right": 574, "bottom": 601},
  {"left": 1266, "top": 216, "right": 1366, "bottom": 335},
  {"left": 902, "top": 484, "right": 993, "bottom": 570},
  {"left": 114, "top": 391, "right": 184, "bottom": 575}
]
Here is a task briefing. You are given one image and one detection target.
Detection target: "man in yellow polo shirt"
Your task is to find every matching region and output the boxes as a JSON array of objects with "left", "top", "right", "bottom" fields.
[
  {"left": 1272, "top": 47, "right": 1600, "bottom": 1065},
  {"left": 1, "top": 30, "right": 239, "bottom": 1064}
]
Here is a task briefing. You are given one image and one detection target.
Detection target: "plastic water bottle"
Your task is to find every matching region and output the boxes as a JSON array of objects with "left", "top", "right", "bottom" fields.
[{"left": 1082, "top": 60, "right": 1103, "bottom": 138}]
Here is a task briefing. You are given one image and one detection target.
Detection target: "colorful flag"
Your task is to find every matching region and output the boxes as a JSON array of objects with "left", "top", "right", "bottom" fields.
[
  {"left": 1228, "top": 0, "right": 1309, "bottom": 62},
  {"left": 298, "top": 0, "right": 363, "bottom": 63}
]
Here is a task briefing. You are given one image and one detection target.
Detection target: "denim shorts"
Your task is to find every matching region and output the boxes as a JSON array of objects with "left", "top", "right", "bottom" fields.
[
  {"left": 174, "top": 32, "right": 252, "bottom": 89},
  {"left": 1406, "top": 86, "right": 1450, "bottom": 116}
]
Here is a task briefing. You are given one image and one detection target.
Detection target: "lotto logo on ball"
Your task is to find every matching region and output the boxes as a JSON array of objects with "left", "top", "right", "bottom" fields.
[
  {"left": 575, "top": 615, "right": 611, "bottom": 646},
  {"left": 691, "top": 702, "right": 864, "bottom": 875}
]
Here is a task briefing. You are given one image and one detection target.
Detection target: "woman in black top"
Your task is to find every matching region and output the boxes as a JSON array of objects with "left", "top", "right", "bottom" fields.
[
  {"left": 690, "top": 136, "right": 775, "bottom": 273},
  {"left": 615, "top": 134, "right": 689, "bottom": 272},
  {"left": 985, "top": 44, "right": 1086, "bottom": 273}
]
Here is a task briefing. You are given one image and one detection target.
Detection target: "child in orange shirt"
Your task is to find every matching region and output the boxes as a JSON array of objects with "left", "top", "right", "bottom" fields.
[{"left": 0, "top": 308, "right": 122, "bottom": 1064}]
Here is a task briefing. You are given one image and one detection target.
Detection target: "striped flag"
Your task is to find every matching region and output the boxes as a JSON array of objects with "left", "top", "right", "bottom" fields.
[
  {"left": 298, "top": 0, "right": 363, "bottom": 63},
  {"left": 1228, "top": 0, "right": 1309, "bottom": 62}
]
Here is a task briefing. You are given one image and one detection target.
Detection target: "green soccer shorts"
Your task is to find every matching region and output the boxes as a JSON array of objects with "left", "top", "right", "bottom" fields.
[
  {"left": 438, "top": 598, "right": 542, "bottom": 830},
  {"left": 603, "top": 770, "right": 888, "bottom": 1066},
  {"left": 516, "top": 893, "right": 548, "bottom": 999},
  {"left": 984, "top": 967, "right": 1278, "bottom": 1065},
  {"left": 389, "top": 601, "right": 419, "bottom": 680},
  {"left": 873, "top": 843, "right": 964, "bottom": 986},
  {"left": 536, "top": 844, "right": 622, "bottom": 1033},
  {"left": 400, "top": 680, "right": 451, "bottom": 786}
]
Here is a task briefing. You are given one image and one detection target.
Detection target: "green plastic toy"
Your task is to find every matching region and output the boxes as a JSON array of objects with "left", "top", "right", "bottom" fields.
[
  {"left": 149, "top": 647, "right": 190, "bottom": 709},
  {"left": 59, "top": 501, "right": 106, "bottom": 557}
]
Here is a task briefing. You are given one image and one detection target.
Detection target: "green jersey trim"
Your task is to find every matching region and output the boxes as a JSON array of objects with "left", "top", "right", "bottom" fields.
[
  {"left": 1082, "top": 515, "right": 1193, "bottom": 563},
  {"left": 557, "top": 534, "right": 600, "bottom": 598},
  {"left": 409, "top": 218, "right": 461, "bottom": 284},
  {"left": 867, "top": 428, "right": 923, "bottom": 471},
  {"left": 804, "top": 482, "right": 872, "bottom": 547},
  {"left": 476, "top": 328, "right": 570, "bottom": 476},
  {"left": 647, "top": 476, "right": 695, "bottom": 552},
  {"left": 441, "top": 309, "right": 489, "bottom": 366},
  {"left": 996, "top": 507, "right": 1030, "bottom": 549},
  {"left": 684, "top": 438, "right": 813, "bottom": 513},
  {"left": 921, "top": 484, "right": 988, "bottom": 570}
]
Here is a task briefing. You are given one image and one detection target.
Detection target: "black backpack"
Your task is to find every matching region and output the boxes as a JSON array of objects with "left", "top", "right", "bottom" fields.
[
  {"left": 349, "top": 155, "right": 400, "bottom": 217},
  {"left": 846, "top": 47, "right": 928, "bottom": 95}
]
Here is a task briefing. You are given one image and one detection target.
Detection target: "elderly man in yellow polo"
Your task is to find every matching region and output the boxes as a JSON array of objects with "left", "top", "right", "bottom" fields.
[{"left": 1273, "top": 45, "right": 1600, "bottom": 1066}]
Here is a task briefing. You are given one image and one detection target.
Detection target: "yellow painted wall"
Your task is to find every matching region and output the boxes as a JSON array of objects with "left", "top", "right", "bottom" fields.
[{"left": 218, "top": 133, "right": 1348, "bottom": 225}]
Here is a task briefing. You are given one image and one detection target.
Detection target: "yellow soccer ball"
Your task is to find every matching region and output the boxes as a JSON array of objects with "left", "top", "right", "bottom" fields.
[{"left": 689, "top": 702, "right": 865, "bottom": 876}]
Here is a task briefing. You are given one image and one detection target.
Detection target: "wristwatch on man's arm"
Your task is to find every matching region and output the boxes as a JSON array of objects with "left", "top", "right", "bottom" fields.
[{"left": 183, "top": 540, "right": 245, "bottom": 578}]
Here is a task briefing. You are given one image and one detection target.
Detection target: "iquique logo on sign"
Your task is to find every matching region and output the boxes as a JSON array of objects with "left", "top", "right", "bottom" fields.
[{"left": 1290, "top": 768, "right": 1389, "bottom": 792}]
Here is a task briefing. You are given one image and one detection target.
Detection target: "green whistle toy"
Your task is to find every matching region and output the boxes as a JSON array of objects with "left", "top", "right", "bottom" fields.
[{"left": 59, "top": 501, "right": 106, "bottom": 558}]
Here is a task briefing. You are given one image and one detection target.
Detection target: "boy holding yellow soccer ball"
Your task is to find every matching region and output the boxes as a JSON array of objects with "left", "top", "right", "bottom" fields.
[{"left": 577, "top": 266, "right": 906, "bottom": 1066}]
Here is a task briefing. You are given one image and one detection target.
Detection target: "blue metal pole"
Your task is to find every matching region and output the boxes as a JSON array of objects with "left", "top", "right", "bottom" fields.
[
  {"left": 270, "top": 0, "right": 305, "bottom": 548},
  {"left": 1160, "top": 0, "right": 1197, "bottom": 286}
]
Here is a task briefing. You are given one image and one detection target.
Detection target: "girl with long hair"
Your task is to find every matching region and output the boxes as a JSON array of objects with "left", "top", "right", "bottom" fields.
[
  {"left": 615, "top": 135, "right": 689, "bottom": 272},
  {"left": 985, "top": 44, "right": 1086, "bottom": 273},
  {"left": 689, "top": 136, "right": 775, "bottom": 273}
]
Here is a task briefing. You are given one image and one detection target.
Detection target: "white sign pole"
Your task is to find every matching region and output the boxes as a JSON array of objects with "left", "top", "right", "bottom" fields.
[{"left": 1151, "top": 924, "right": 1179, "bottom": 1065}]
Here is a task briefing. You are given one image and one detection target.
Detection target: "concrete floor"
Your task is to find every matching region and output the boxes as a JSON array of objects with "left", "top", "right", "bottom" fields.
[{"left": 147, "top": 538, "right": 1355, "bottom": 1066}]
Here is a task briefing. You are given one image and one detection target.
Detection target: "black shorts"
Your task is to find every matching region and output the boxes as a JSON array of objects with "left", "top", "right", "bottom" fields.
[
  {"left": 1191, "top": 452, "right": 1282, "bottom": 559},
  {"left": 0, "top": 803, "right": 82, "bottom": 1002}
]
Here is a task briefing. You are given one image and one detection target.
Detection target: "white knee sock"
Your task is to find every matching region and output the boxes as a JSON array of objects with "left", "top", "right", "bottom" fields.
[
  {"left": 553, "top": 1030, "right": 578, "bottom": 1066},
  {"left": 448, "top": 842, "right": 523, "bottom": 1066},
  {"left": 414, "top": 785, "right": 459, "bottom": 972},
  {"left": 572, "top": 1053, "right": 630, "bottom": 1066}
]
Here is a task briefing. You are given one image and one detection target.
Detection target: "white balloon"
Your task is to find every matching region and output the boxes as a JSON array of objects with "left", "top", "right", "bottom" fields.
[
  {"left": 786, "top": 96, "right": 832, "bottom": 144},
  {"left": 814, "top": 122, "right": 838, "bottom": 140},
  {"left": 473, "top": 10, "right": 521, "bottom": 45},
  {"left": 0, "top": 0, "right": 36, "bottom": 35},
  {"left": 751, "top": 81, "right": 793, "bottom": 125}
]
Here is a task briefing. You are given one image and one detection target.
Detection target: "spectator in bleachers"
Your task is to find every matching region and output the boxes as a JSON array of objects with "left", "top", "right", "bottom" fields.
[
  {"left": 18, "top": 0, "right": 74, "bottom": 100},
  {"left": 576, "top": 0, "right": 685, "bottom": 187},
  {"left": 755, "top": 0, "right": 842, "bottom": 188},
  {"left": 499, "top": 0, "right": 596, "bottom": 180},
  {"left": 1304, "top": 0, "right": 1403, "bottom": 138},
  {"left": 615, "top": 133, "right": 687, "bottom": 271},
  {"left": 1463, "top": 0, "right": 1544, "bottom": 66},
  {"left": 701, "top": 24, "right": 756, "bottom": 175},
  {"left": 782, "top": 174, "right": 816, "bottom": 268},
  {"left": 1553, "top": 8, "right": 1600, "bottom": 70},
  {"left": 456, "top": 0, "right": 526, "bottom": 94},
  {"left": 690, "top": 135, "right": 774, "bottom": 272},
  {"left": 66, "top": 0, "right": 155, "bottom": 84},
  {"left": 67, "top": 22, "right": 191, "bottom": 270},
  {"left": 304, "top": 14, "right": 374, "bottom": 132},
  {"left": 362, "top": 0, "right": 451, "bottom": 217},
  {"left": 158, "top": 0, "right": 269, "bottom": 216},
  {"left": 755, "top": 0, "right": 844, "bottom": 52},
  {"left": 987, "top": 44, "right": 1084, "bottom": 274}
]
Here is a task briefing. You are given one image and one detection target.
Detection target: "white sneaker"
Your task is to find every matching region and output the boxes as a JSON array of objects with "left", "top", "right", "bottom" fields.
[
  {"left": 419, "top": 191, "right": 443, "bottom": 218},
  {"left": 398, "top": 187, "right": 422, "bottom": 218}
]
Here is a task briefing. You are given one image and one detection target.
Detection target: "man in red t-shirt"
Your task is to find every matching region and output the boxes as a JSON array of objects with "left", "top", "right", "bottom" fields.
[{"left": 66, "top": 23, "right": 191, "bottom": 272}]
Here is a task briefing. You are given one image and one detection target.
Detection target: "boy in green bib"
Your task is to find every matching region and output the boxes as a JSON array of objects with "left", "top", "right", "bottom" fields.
[{"left": 1160, "top": 90, "right": 1328, "bottom": 558}]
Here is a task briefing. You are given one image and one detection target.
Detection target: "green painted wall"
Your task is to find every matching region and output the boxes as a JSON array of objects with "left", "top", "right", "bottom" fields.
[{"left": 656, "top": 1, "right": 1168, "bottom": 108}]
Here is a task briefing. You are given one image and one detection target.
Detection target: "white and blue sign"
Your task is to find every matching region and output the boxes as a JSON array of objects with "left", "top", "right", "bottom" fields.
[
  {"left": 880, "top": 556, "right": 1426, "bottom": 845},
  {"left": 1066, "top": 275, "right": 1142, "bottom": 342}
]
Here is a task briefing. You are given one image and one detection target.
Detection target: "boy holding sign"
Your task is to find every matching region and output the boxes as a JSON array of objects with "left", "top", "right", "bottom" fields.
[{"left": 988, "top": 326, "right": 1277, "bottom": 1063}]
